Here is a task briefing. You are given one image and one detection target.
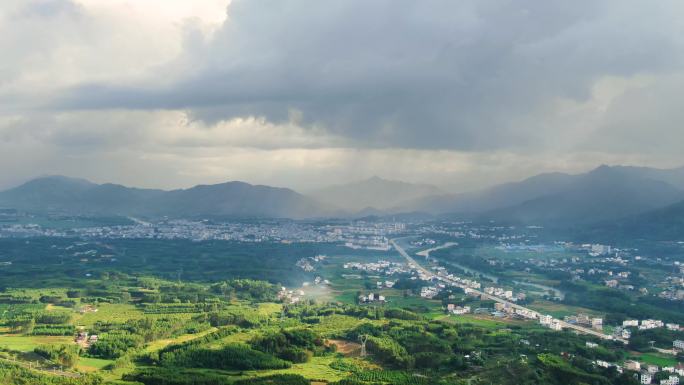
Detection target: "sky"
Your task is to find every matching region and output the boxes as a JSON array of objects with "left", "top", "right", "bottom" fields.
[{"left": 1, "top": 0, "right": 684, "bottom": 192}]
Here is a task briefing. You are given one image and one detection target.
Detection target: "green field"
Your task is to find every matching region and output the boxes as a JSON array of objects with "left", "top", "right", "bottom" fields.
[
  {"left": 631, "top": 353, "right": 678, "bottom": 368},
  {"left": 0, "top": 335, "right": 73, "bottom": 352},
  {"left": 76, "top": 356, "right": 114, "bottom": 372},
  {"left": 246, "top": 356, "right": 347, "bottom": 382}
]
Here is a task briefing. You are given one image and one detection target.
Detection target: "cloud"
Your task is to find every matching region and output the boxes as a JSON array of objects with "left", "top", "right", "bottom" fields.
[
  {"left": 0, "top": 0, "right": 683, "bottom": 190},
  {"left": 53, "top": 0, "right": 684, "bottom": 153}
]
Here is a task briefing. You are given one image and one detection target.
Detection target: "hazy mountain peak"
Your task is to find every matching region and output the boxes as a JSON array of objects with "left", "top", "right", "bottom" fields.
[
  {"left": 311, "top": 177, "right": 443, "bottom": 212},
  {"left": 21, "top": 175, "right": 95, "bottom": 187}
]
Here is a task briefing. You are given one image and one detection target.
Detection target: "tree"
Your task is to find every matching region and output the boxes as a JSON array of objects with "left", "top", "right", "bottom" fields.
[{"left": 23, "top": 318, "right": 35, "bottom": 334}]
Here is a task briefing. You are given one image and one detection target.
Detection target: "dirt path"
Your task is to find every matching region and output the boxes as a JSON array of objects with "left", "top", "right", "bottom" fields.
[{"left": 327, "top": 339, "right": 361, "bottom": 356}]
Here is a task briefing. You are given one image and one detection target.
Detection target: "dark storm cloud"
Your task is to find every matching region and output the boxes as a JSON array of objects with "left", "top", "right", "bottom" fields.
[{"left": 56, "top": 0, "right": 683, "bottom": 150}]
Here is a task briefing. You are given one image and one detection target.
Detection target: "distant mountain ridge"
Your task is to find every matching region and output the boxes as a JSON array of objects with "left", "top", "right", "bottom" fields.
[
  {"left": 310, "top": 176, "right": 443, "bottom": 212},
  {"left": 396, "top": 165, "right": 684, "bottom": 225},
  {"left": 0, "top": 176, "right": 330, "bottom": 219},
  {"left": 480, "top": 165, "right": 684, "bottom": 224},
  {"left": 2, "top": 165, "right": 683, "bottom": 224}
]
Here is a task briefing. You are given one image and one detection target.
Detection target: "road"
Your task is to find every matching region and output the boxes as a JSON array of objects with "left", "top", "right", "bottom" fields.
[{"left": 390, "top": 239, "right": 626, "bottom": 343}]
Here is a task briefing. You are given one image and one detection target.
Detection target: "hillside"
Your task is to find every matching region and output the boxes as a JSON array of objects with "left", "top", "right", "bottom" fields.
[{"left": 587, "top": 199, "right": 684, "bottom": 241}]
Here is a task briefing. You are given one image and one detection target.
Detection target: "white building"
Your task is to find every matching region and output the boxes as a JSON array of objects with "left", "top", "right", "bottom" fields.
[
  {"left": 420, "top": 286, "right": 439, "bottom": 299},
  {"left": 640, "top": 319, "right": 664, "bottom": 330},
  {"left": 660, "top": 376, "right": 679, "bottom": 385},
  {"left": 590, "top": 244, "right": 612, "bottom": 256},
  {"left": 452, "top": 306, "right": 471, "bottom": 315},
  {"left": 549, "top": 320, "right": 563, "bottom": 331},
  {"left": 624, "top": 361, "right": 641, "bottom": 371},
  {"left": 641, "top": 373, "right": 652, "bottom": 384}
]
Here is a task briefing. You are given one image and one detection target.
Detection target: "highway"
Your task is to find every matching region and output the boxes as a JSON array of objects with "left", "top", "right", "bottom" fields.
[{"left": 390, "top": 239, "right": 627, "bottom": 343}]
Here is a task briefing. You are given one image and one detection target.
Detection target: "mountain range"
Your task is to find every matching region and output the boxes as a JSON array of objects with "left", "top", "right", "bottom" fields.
[
  {"left": 1, "top": 165, "right": 683, "bottom": 233},
  {"left": 0, "top": 176, "right": 328, "bottom": 219}
]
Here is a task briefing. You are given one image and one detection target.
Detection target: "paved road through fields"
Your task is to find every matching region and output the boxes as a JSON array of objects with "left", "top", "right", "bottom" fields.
[{"left": 390, "top": 239, "right": 626, "bottom": 343}]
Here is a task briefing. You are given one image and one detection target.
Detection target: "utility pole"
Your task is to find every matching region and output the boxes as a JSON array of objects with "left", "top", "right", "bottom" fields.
[{"left": 359, "top": 334, "right": 368, "bottom": 357}]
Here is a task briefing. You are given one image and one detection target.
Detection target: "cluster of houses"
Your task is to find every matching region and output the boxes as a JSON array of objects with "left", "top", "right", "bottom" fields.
[
  {"left": 585, "top": 243, "right": 612, "bottom": 257},
  {"left": 593, "top": 357, "right": 684, "bottom": 384},
  {"left": 277, "top": 287, "right": 306, "bottom": 304},
  {"left": 493, "top": 302, "right": 538, "bottom": 321},
  {"left": 344, "top": 236, "right": 391, "bottom": 251},
  {"left": 343, "top": 260, "right": 410, "bottom": 276},
  {"left": 434, "top": 267, "right": 481, "bottom": 289},
  {"left": 358, "top": 292, "right": 386, "bottom": 304},
  {"left": 446, "top": 304, "right": 471, "bottom": 314},
  {"left": 3, "top": 219, "right": 356, "bottom": 242},
  {"left": 563, "top": 313, "right": 604, "bottom": 330},
  {"left": 444, "top": 301, "right": 538, "bottom": 319},
  {"left": 602, "top": 269, "right": 636, "bottom": 290},
  {"left": 296, "top": 255, "right": 329, "bottom": 273},
  {"left": 595, "top": 361, "right": 683, "bottom": 385},
  {"left": 375, "top": 280, "right": 396, "bottom": 289},
  {"left": 595, "top": 258, "right": 684, "bottom": 302},
  {"left": 410, "top": 238, "right": 436, "bottom": 247},
  {"left": 539, "top": 314, "right": 564, "bottom": 331},
  {"left": 659, "top": 286, "right": 684, "bottom": 301},
  {"left": 77, "top": 304, "right": 98, "bottom": 314},
  {"left": 608, "top": 320, "right": 679, "bottom": 340},
  {"left": 623, "top": 361, "right": 682, "bottom": 385},
  {"left": 296, "top": 258, "right": 315, "bottom": 272},
  {"left": 279, "top": 273, "right": 332, "bottom": 304},
  {"left": 483, "top": 286, "right": 525, "bottom": 302},
  {"left": 622, "top": 319, "right": 681, "bottom": 331},
  {"left": 330, "top": 223, "right": 404, "bottom": 251},
  {"left": 75, "top": 331, "right": 98, "bottom": 348},
  {"left": 420, "top": 286, "right": 440, "bottom": 299},
  {"left": 312, "top": 276, "right": 330, "bottom": 286}
]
